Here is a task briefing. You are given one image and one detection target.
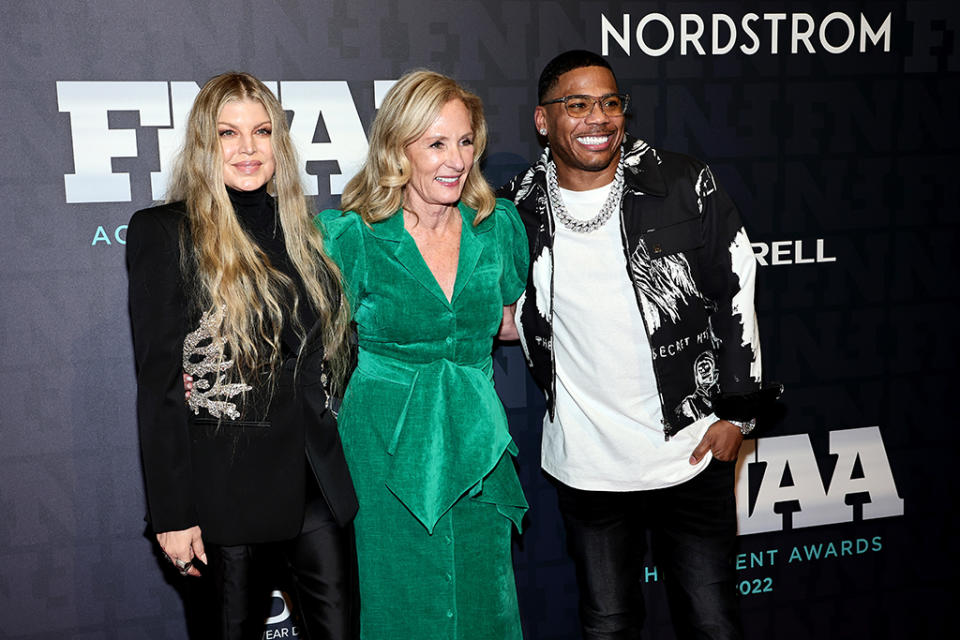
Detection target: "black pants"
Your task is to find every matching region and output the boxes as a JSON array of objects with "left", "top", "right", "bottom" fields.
[
  {"left": 553, "top": 459, "right": 742, "bottom": 640},
  {"left": 205, "top": 497, "right": 359, "bottom": 640}
]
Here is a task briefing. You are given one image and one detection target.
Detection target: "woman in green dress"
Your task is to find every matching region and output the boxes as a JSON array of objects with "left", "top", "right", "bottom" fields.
[{"left": 316, "top": 70, "right": 529, "bottom": 639}]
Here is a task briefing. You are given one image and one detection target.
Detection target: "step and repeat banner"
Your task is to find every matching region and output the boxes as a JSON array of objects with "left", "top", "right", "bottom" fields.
[{"left": 0, "top": 1, "right": 955, "bottom": 638}]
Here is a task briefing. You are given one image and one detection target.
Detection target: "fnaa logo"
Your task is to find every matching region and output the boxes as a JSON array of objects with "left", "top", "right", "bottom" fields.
[
  {"left": 57, "top": 79, "right": 398, "bottom": 204},
  {"left": 735, "top": 426, "right": 904, "bottom": 535}
]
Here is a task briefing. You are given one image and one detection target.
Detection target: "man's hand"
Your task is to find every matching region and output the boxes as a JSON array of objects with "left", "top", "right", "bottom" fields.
[{"left": 689, "top": 419, "right": 744, "bottom": 465}]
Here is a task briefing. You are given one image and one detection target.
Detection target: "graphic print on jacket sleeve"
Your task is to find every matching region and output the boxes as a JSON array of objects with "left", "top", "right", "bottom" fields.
[
  {"left": 514, "top": 289, "right": 533, "bottom": 368},
  {"left": 530, "top": 244, "right": 552, "bottom": 321},
  {"left": 629, "top": 241, "right": 701, "bottom": 334},
  {"left": 695, "top": 165, "right": 717, "bottom": 213},
  {"left": 729, "top": 227, "right": 763, "bottom": 381},
  {"left": 529, "top": 243, "right": 553, "bottom": 358},
  {"left": 511, "top": 166, "right": 537, "bottom": 205}
]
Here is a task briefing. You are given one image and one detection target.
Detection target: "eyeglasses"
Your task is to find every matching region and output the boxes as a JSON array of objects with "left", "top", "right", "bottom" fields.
[{"left": 539, "top": 93, "right": 630, "bottom": 118}]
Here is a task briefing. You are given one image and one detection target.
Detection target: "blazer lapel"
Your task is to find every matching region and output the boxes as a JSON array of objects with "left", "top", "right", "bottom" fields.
[{"left": 369, "top": 205, "right": 490, "bottom": 308}]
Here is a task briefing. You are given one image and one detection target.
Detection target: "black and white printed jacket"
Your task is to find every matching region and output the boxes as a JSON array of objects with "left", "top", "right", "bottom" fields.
[{"left": 498, "top": 135, "right": 777, "bottom": 438}]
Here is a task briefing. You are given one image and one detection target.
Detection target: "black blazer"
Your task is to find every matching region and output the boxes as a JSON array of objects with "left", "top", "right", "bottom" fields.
[{"left": 126, "top": 202, "right": 358, "bottom": 546}]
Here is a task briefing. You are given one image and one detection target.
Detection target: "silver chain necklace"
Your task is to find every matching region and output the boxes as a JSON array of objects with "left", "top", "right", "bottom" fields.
[{"left": 546, "top": 157, "right": 624, "bottom": 233}]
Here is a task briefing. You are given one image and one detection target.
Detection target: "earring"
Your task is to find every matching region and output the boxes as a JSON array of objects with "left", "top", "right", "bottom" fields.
[{"left": 539, "top": 128, "right": 547, "bottom": 135}]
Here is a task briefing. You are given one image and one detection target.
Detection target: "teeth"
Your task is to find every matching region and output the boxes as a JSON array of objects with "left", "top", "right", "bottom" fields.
[
  {"left": 577, "top": 135, "right": 610, "bottom": 145},
  {"left": 435, "top": 177, "right": 459, "bottom": 183}
]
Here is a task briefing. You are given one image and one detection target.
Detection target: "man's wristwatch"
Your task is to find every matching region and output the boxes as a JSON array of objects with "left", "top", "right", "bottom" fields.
[{"left": 725, "top": 418, "right": 756, "bottom": 435}]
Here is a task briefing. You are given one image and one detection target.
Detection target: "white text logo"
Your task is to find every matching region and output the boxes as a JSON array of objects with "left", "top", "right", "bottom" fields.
[
  {"left": 752, "top": 239, "right": 836, "bottom": 266},
  {"left": 58, "top": 80, "right": 397, "bottom": 203},
  {"left": 602, "top": 12, "right": 891, "bottom": 57},
  {"left": 736, "top": 426, "right": 904, "bottom": 535}
]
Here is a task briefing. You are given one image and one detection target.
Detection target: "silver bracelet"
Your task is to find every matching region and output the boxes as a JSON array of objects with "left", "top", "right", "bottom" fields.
[{"left": 726, "top": 418, "right": 756, "bottom": 435}]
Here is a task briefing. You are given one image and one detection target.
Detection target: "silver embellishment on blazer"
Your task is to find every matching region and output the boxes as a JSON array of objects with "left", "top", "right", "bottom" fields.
[{"left": 182, "top": 306, "right": 252, "bottom": 420}]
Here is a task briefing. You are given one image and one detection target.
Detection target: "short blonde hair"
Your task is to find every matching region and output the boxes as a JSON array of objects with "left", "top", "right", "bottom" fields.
[{"left": 341, "top": 69, "right": 496, "bottom": 225}]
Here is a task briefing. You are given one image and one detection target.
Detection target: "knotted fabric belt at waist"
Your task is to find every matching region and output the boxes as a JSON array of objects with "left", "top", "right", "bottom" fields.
[{"left": 357, "top": 350, "right": 527, "bottom": 533}]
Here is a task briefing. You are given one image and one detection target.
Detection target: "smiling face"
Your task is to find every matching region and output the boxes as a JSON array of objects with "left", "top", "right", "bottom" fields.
[
  {"left": 535, "top": 65, "right": 625, "bottom": 190},
  {"left": 402, "top": 98, "right": 475, "bottom": 214},
  {"left": 218, "top": 99, "right": 276, "bottom": 191}
]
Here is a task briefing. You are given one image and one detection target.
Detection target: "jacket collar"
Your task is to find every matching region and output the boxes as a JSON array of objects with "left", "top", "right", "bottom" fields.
[
  {"left": 365, "top": 202, "right": 488, "bottom": 308},
  {"left": 521, "top": 134, "right": 668, "bottom": 200}
]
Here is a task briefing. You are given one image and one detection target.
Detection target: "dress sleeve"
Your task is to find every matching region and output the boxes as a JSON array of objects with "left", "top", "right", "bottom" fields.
[
  {"left": 126, "top": 208, "right": 197, "bottom": 533},
  {"left": 495, "top": 198, "right": 530, "bottom": 305},
  {"left": 315, "top": 209, "right": 366, "bottom": 310}
]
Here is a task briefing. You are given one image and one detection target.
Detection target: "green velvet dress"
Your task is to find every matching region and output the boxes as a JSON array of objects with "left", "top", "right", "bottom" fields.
[{"left": 316, "top": 199, "right": 529, "bottom": 640}]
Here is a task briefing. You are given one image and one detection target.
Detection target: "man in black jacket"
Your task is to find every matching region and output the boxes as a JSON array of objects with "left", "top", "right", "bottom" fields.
[{"left": 498, "top": 50, "right": 779, "bottom": 639}]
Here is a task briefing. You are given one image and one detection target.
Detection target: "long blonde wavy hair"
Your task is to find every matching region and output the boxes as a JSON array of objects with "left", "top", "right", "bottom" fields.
[
  {"left": 341, "top": 69, "right": 496, "bottom": 225},
  {"left": 165, "top": 72, "right": 351, "bottom": 393}
]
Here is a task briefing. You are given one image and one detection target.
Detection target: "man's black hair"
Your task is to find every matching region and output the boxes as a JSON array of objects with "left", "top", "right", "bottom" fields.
[{"left": 537, "top": 50, "right": 615, "bottom": 103}]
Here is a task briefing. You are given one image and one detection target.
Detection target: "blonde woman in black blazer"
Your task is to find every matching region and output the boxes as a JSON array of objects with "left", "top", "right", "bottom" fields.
[{"left": 127, "top": 72, "right": 358, "bottom": 639}]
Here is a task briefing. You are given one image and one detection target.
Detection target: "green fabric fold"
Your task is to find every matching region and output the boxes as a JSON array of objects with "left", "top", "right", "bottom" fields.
[{"left": 359, "top": 350, "right": 527, "bottom": 533}]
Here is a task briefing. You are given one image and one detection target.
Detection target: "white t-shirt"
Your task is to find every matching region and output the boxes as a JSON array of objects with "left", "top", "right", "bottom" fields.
[{"left": 543, "top": 182, "right": 715, "bottom": 491}]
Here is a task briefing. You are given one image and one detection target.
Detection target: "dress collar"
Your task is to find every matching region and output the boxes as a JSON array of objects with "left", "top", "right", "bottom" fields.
[
  {"left": 366, "top": 201, "right": 487, "bottom": 308},
  {"left": 365, "top": 201, "right": 492, "bottom": 241}
]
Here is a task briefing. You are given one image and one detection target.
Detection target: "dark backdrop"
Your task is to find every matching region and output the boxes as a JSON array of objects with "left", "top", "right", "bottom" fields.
[{"left": 0, "top": 1, "right": 956, "bottom": 637}]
